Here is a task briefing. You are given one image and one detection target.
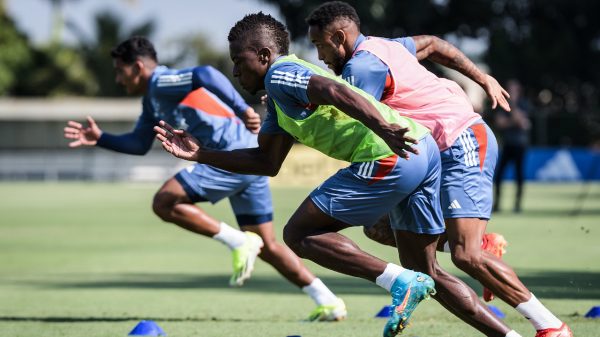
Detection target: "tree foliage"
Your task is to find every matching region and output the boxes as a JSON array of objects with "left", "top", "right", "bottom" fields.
[{"left": 263, "top": 0, "right": 600, "bottom": 144}]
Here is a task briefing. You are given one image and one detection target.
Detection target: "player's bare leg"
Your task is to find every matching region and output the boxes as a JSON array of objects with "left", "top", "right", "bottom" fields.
[
  {"left": 394, "top": 229, "right": 510, "bottom": 337},
  {"left": 447, "top": 218, "right": 568, "bottom": 335},
  {"left": 284, "top": 197, "right": 436, "bottom": 335},
  {"left": 446, "top": 218, "right": 529, "bottom": 306},
  {"left": 240, "top": 222, "right": 314, "bottom": 287},
  {"left": 152, "top": 177, "right": 344, "bottom": 319}
]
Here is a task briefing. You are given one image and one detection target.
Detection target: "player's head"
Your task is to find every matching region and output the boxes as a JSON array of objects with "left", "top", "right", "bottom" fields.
[
  {"left": 228, "top": 12, "right": 290, "bottom": 95},
  {"left": 306, "top": 1, "right": 360, "bottom": 75},
  {"left": 110, "top": 36, "right": 158, "bottom": 95}
]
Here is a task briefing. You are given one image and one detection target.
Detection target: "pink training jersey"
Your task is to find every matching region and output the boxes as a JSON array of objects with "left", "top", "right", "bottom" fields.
[{"left": 354, "top": 37, "right": 481, "bottom": 151}]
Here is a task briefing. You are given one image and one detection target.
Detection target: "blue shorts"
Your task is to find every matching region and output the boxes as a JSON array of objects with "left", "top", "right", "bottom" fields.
[
  {"left": 310, "top": 134, "right": 445, "bottom": 235},
  {"left": 440, "top": 122, "right": 498, "bottom": 219},
  {"left": 175, "top": 163, "right": 273, "bottom": 226}
]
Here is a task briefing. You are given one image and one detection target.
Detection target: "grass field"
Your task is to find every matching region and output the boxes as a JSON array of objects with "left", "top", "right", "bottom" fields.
[{"left": 0, "top": 182, "right": 598, "bottom": 337}]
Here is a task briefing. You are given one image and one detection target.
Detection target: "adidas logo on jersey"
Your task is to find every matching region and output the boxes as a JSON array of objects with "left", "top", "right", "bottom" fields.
[{"left": 448, "top": 200, "right": 462, "bottom": 209}]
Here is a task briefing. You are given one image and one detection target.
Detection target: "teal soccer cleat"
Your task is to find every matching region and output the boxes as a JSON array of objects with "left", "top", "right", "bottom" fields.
[{"left": 383, "top": 272, "right": 436, "bottom": 337}]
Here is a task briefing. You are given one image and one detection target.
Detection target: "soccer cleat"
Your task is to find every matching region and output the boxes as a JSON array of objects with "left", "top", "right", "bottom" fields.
[
  {"left": 383, "top": 272, "right": 436, "bottom": 337},
  {"left": 307, "top": 298, "right": 347, "bottom": 322},
  {"left": 481, "top": 233, "right": 508, "bottom": 302},
  {"left": 534, "top": 323, "right": 573, "bottom": 337},
  {"left": 229, "top": 231, "right": 263, "bottom": 287}
]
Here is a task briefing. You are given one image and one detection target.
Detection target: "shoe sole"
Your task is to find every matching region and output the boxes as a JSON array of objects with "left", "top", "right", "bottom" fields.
[{"left": 387, "top": 282, "right": 435, "bottom": 337}]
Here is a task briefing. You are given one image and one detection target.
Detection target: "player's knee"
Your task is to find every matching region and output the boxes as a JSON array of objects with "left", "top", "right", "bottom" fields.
[
  {"left": 283, "top": 225, "right": 306, "bottom": 257},
  {"left": 152, "top": 192, "right": 174, "bottom": 221},
  {"left": 363, "top": 226, "right": 396, "bottom": 247},
  {"left": 451, "top": 248, "right": 484, "bottom": 273}
]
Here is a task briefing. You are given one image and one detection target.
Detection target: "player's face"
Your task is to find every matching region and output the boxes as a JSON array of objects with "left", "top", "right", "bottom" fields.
[
  {"left": 309, "top": 25, "right": 346, "bottom": 75},
  {"left": 113, "top": 58, "right": 144, "bottom": 95},
  {"left": 229, "top": 41, "right": 268, "bottom": 95}
]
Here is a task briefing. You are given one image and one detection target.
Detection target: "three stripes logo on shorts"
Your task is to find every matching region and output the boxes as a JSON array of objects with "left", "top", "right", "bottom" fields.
[
  {"left": 458, "top": 130, "right": 479, "bottom": 167},
  {"left": 270, "top": 70, "right": 310, "bottom": 89},
  {"left": 448, "top": 199, "right": 462, "bottom": 209},
  {"left": 357, "top": 161, "right": 375, "bottom": 178}
]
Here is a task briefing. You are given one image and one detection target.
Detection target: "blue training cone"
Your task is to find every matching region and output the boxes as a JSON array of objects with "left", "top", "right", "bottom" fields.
[
  {"left": 375, "top": 305, "right": 393, "bottom": 318},
  {"left": 128, "top": 320, "right": 166, "bottom": 336},
  {"left": 487, "top": 305, "right": 506, "bottom": 319},
  {"left": 585, "top": 306, "right": 600, "bottom": 318}
]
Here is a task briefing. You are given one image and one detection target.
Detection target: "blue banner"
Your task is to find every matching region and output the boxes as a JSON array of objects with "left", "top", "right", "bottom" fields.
[{"left": 496, "top": 148, "right": 600, "bottom": 181}]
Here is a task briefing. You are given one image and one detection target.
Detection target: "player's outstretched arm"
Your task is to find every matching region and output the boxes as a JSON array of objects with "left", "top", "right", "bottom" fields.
[
  {"left": 63, "top": 116, "right": 102, "bottom": 147},
  {"left": 306, "top": 75, "right": 418, "bottom": 159},
  {"left": 155, "top": 120, "right": 294, "bottom": 176},
  {"left": 412, "top": 35, "right": 511, "bottom": 111}
]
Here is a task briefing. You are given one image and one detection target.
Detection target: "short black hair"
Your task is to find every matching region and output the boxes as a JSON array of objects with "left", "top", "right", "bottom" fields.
[
  {"left": 110, "top": 36, "right": 157, "bottom": 64},
  {"left": 306, "top": 1, "right": 360, "bottom": 30},
  {"left": 228, "top": 12, "right": 289, "bottom": 55}
]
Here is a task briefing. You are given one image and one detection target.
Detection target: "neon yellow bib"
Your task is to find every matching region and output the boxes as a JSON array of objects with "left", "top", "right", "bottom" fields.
[{"left": 271, "top": 55, "right": 429, "bottom": 162}]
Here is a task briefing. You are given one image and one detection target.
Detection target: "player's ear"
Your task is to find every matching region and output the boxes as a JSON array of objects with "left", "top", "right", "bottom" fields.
[
  {"left": 257, "top": 48, "right": 271, "bottom": 64},
  {"left": 133, "top": 59, "right": 144, "bottom": 75},
  {"left": 332, "top": 29, "right": 346, "bottom": 47}
]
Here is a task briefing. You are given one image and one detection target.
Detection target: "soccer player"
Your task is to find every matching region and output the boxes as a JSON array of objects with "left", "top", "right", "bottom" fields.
[
  {"left": 155, "top": 12, "right": 518, "bottom": 337},
  {"left": 63, "top": 36, "right": 346, "bottom": 321},
  {"left": 305, "top": 2, "right": 572, "bottom": 337}
]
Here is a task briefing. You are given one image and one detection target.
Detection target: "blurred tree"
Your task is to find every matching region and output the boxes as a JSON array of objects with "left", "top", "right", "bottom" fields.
[
  {"left": 263, "top": 0, "right": 600, "bottom": 145},
  {"left": 0, "top": 7, "right": 33, "bottom": 95},
  {"left": 167, "top": 34, "right": 260, "bottom": 104},
  {"left": 68, "top": 11, "right": 155, "bottom": 96}
]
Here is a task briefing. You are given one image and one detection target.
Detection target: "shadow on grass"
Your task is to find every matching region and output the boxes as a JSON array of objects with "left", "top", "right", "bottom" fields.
[
  {"left": 21, "top": 270, "right": 600, "bottom": 299},
  {"left": 493, "top": 208, "right": 600, "bottom": 217},
  {"left": 0, "top": 316, "right": 249, "bottom": 323}
]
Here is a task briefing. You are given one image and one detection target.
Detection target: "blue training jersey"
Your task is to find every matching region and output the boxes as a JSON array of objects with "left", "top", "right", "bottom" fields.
[
  {"left": 260, "top": 58, "right": 317, "bottom": 135},
  {"left": 97, "top": 65, "right": 257, "bottom": 154},
  {"left": 342, "top": 34, "right": 416, "bottom": 101}
]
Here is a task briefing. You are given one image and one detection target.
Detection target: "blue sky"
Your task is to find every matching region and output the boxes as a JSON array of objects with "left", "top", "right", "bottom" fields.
[{"left": 6, "top": 0, "right": 282, "bottom": 51}]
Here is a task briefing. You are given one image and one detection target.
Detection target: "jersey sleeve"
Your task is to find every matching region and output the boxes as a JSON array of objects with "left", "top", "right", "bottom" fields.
[
  {"left": 394, "top": 37, "right": 417, "bottom": 56},
  {"left": 342, "top": 51, "right": 388, "bottom": 100},
  {"left": 265, "top": 62, "right": 313, "bottom": 107},
  {"left": 191, "top": 66, "right": 250, "bottom": 116},
  {"left": 96, "top": 98, "right": 156, "bottom": 155}
]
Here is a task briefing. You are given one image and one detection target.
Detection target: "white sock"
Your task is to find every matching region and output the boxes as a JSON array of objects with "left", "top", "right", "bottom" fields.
[
  {"left": 212, "top": 222, "right": 246, "bottom": 250},
  {"left": 375, "top": 263, "right": 407, "bottom": 292},
  {"left": 302, "top": 278, "right": 338, "bottom": 306},
  {"left": 515, "top": 293, "right": 562, "bottom": 330},
  {"left": 443, "top": 241, "right": 451, "bottom": 252},
  {"left": 505, "top": 330, "right": 522, "bottom": 337}
]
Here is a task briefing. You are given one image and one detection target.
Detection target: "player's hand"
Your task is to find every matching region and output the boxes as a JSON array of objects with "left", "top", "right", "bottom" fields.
[
  {"left": 154, "top": 120, "right": 202, "bottom": 161},
  {"left": 482, "top": 75, "right": 511, "bottom": 111},
  {"left": 63, "top": 116, "right": 102, "bottom": 147},
  {"left": 241, "top": 107, "right": 261, "bottom": 133},
  {"left": 380, "top": 123, "right": 419, "bottom": 159}
]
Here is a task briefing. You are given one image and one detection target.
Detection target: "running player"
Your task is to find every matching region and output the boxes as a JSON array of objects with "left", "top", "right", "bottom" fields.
[
  {"left": 155, "top": 12, "right": 518, "bottom": 337},
  {"left": 63, "top": 36, "right": 345, "bottom": 321},
  {"left": 306, "top": 3, "right": 572, "bottom": 336}
]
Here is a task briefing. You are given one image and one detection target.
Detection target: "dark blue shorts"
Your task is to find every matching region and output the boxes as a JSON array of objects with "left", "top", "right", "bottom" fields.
[
  {"left": 310, "top": 134, "right": 445, "bottom": 235},
  {"left": 440, "top": 122, "right": 498, "bottom": 219},
  {"left": 175, "top": 163, "right": 273, "bottom": 226}
]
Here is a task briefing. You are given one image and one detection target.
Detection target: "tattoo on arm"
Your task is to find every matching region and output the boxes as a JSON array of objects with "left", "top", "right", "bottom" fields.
[{"left": 422, "top": 36, "right": 486, "bottom": 85}]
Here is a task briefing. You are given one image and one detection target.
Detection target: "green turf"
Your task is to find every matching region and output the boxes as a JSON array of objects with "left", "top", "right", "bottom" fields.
[{"left": 0, "top": 182, "right": 598, "bottom": 337}]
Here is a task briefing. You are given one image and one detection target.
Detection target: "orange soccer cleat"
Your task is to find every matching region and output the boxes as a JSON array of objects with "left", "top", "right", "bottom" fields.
[
  {"left": 534, "top": 323, "right": 573, "bottom": 337},
  {"left": 481, "top": 233, "right": 508, "bottom": 302}
]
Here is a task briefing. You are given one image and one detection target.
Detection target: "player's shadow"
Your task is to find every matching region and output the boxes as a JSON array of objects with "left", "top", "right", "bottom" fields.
[
  {"left": 456, "top": 270, "right": 600, "bottom": 300},
  {"left": 20, "top": 270, "right": 600, "bottom": 299},
  {"left": 0, "top": 316, "right": 253, "bottom": 323}
]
